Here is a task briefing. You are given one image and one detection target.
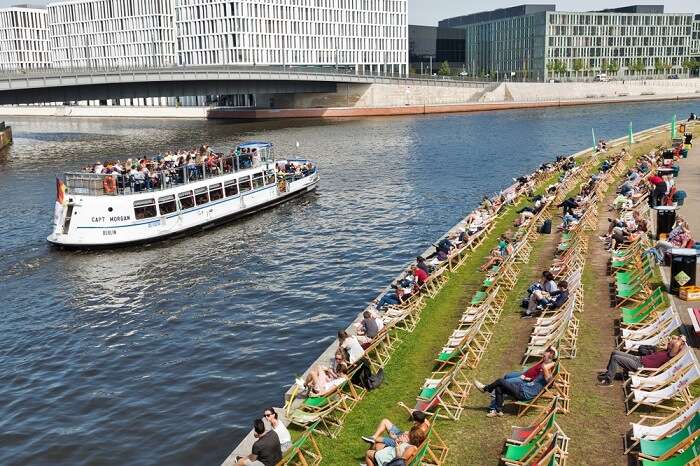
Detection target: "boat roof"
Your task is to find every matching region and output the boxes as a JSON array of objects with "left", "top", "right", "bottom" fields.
[{"left": 238, "top": 141, "right": 273, "bottom": 149}]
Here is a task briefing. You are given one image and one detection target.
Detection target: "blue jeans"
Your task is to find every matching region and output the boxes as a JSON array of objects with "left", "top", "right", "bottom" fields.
[
  {"left": 377, "top": 293, "right": 399, "bottom": 308},
  {"left": 381, "top": 425, "right": 402, "bottom": 448},
  {"left": 486, "top": 371, "right": 526, "bottom": 411}
]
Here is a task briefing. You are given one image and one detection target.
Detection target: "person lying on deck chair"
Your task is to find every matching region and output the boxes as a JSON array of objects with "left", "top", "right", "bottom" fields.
[
  {"left": 305, "top": 362, "right": 347, "bottom": 396},
  {"left": 479, "top": 242, "right": 509, "bottom": 272},
  {"left": 235, "top": 419, "right": 282, "bottom": 466},
  {"left": 522, "top": 280, "right": 569, "bottom": 317},
  {"left": 597, "top": 335, "right": 686, "bottom": 386},
  {"left": 361, "top": 409, "right": 430, "bottom": 451},
  {"left": 364, "top": 426, "right": 424, "bottom": 466},
  {"left": 474, "top": 346, "right": 557, "bottom": 417}
]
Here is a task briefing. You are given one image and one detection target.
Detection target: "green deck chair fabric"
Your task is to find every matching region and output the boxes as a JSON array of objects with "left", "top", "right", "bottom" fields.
[
  {"left": 503, "top": 411, "right": 557, "bottom": 461},
  {"left": 621, "top": 288, "right": 663, "bottom": 324},
  {"left": 471, "top": 291, "right": 487, "bottom": 305},
  {"left": 640, "top": 413, "right": 700, "bottom": 459},
  {"left": 640, "top": 434, "right": 700, "bottom": 466}
]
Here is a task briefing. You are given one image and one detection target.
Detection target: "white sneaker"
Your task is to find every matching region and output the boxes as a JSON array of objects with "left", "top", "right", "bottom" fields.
[
  {"left": 486, "top": 410, "right": 503, "bottom": 417},
  {"left": 474, "top": 380, "right": 486, "bottom": 392}
]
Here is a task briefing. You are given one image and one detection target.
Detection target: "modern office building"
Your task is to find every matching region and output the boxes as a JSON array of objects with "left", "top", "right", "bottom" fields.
[
  {"left": 47, "top": 0, "right": 177, "bottom": 68},
  {"left": 693, "top": 14, "right": 700, "bottom": 56},
  {"left": 173, "top": 0, "right": 408, "bottom": 75},
  {"left": 408, "top": 25, "right": 465, "bottom": 75},
  {"left": 440, "top": 4, "right": 696, "bottom": 81},
  {"left": 0, "top": 5, "right": 51, "bottom": 70}
]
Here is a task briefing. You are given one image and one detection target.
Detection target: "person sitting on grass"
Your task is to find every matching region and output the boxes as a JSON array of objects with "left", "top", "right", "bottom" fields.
[
  {"left": 474, "top": 346, "right": 557, "bottom": 417},
  {"left": 597, "top": 335, "right": 685, "bottom": 386},
  {"left": 361, "top": 409, "right": 430, "bottom": 452},
  {"left": 235, "top": 419, "right": 282, "bottom": 466},
  {"left": 364, "top": 426, "right": 424, "bottom": 466}
]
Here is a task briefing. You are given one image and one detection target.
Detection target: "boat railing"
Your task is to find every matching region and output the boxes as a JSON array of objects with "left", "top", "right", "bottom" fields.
[{"left": 64, "top": 155, "right": 315, "bottom": 197}]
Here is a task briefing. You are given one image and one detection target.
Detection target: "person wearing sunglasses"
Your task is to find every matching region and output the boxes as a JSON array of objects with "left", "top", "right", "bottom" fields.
[{"left": 263, "top": 408, "right": 291, "bottom": 453}]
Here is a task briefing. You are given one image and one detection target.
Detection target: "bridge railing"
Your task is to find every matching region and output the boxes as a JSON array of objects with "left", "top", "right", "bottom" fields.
[{"left": 0, "top": 64, "right": 493, "bottom": 87}]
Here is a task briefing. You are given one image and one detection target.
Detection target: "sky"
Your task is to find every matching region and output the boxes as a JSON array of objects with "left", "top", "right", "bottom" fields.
[{"left": 0, "top": 0, "right": 695, "bottom": 22}]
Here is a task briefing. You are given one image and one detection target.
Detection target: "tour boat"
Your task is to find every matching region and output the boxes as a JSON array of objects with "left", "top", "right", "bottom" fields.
[{"left": 47, "top": 142, "right": 319, "bottom": 248}]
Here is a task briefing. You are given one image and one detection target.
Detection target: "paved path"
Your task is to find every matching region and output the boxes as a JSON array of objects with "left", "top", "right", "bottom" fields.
[{"left": 658, "top": 121, "right": 700, "bottom": 349}]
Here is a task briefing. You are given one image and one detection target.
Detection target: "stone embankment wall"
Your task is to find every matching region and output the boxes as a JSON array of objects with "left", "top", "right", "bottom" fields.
[{"left": 0, "top": 78, "right": 698, "bottom": 119}]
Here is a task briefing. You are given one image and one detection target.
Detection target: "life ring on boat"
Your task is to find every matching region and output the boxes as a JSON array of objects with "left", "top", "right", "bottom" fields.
[{"left": 103, "top": 175, "right": 116, "bottom": 194}]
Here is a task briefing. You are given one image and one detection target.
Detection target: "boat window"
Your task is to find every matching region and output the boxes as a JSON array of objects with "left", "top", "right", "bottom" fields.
[
  {"left": 252, "top": 173, "right": 265, "bottom": 189},
  {"left": 224, "top": 179, "right": 238, "bottom": 197},
  {"left": 179, "top": 190, "right": 195, "bottom": 210},
  {"left": 158, "top": 194, "right": 177, "bottom": 215},
  {"left": 265, "top": 170, "right": 276, "bottom": 185},
  {"left": 239, "top": 175, "right": 252, "bottom": 192},
  {"left": 209, "top": 183, "right": 224, "bottom": 201},
  {"left": 134, "top": 198, "right": 157, "bottom": 220},
  {"left": 195, "top": 186, "right": 209, "bottom": 205}
]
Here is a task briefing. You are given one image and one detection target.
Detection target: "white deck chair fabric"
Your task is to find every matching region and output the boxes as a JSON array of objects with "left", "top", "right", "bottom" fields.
[{"left": 631, "top": 398, "right": 700, "bottom": 440}]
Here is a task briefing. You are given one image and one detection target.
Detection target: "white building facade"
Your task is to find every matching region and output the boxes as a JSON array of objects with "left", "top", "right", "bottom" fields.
[
  {"left": 174, "top": 0, "right": 408, "bottom": 75},
  {"left": 0, "top": 5, "right": 51, "bottom": 70},
  {"left": 47, "top": 0, "right": 177, "bottom": 68}
]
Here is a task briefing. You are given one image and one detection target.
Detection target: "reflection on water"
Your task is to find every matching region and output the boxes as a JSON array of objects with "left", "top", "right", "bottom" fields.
[{"left": 1, "top": 99, "right": 698, "bottom": 466}]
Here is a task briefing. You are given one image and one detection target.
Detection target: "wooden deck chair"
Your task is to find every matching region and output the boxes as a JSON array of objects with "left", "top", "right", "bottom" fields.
[
  {"left": 621, "top": 288, "right": 666, "bottom": 325},
  {"left": 626, "top": 364, "right": 700, "bottom": 415},
  {"left": 626, "top": 398, "right": 700, "bottom": 454},
  {"left": 638, "top": 415, "right": 700, "bottom": 461},
  {"left": 414, "top": 366, "right": 472, "bottom": 420},
  {"left": 624, "top": 353, "right": 697, "bottom": 403},
  {"left": 434, "top": 323, "right": 482, "bottom": 370},
  {"left": 516, "top": 362, "right": 571, "bottom": 417},
  {"left": 363, "top": 328, "right": 396, "bottom": 373},
  {"left": 507, "top": 398, "right": 560, "bottom": 446},
  {"left": 407, "top": 423, "right": 449, "bottom": 466},
  {"left": 617, "top": 306, "right": 676, "bottom": 348},
  {"left": 619, "top": 314, "right": 682, "bottom": 353},
  {"left": 288, "top": 391, "right": 351, "bottom": 438},
  {"left": 502, "top": 431, "right": 569, "bottom": 466},
  {"left": 276, "top": 421, "right": 322, "bottom": 466},
  {"left": 425, "top": 265, "right": 450, "bottom": 298},
  {"left": 639, "top": 434, "right": 700, "bottom": 466}
]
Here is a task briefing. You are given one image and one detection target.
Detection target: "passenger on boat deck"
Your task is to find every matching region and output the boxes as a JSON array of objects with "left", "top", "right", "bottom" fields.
[
  {"left": 235, "top": 419, "right": 282, "bottom": 466},
  {"left": 304, "top": 363, "right": 347, "bottom": 396},
  {"left": 263, "top": 408, "right": 291, "bottom": 453},
  {"left": 361, "top": 409, "right": 430, "bottom": 452},
  {"left": 356, "top": 310, "right": 380, "bottom": 345},
  {"left": 338, "top": 330, "right": 365, "bottom": 364},
  {"left": 597, "top": 335, "right": 685, "bottom": 386},
  {"left": 523, "top": 280, "right": 569, "bottom": 317},
  {"left": 474, "top": 346, "right": 557, "bottom": 417},
  {"left": 364, "top": 426, "right": 424, "bottom": 466}
]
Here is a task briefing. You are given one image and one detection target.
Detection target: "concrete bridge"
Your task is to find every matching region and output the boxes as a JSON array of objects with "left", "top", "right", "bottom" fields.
[{"left": 0, "top": 66, "right": 488, "bottom": 106}]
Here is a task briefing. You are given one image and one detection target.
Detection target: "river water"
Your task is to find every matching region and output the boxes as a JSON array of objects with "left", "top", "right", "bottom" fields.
[{"left": 1, "top": 100, "right": 698, "bottom": 466}]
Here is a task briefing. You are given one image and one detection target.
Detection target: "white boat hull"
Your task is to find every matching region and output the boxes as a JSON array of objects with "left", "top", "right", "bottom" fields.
[{"left": 47, "top": 166, "right": 319, "bottom": 249}]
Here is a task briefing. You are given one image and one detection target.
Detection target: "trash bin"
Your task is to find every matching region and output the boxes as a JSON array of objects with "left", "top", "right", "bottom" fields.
[
  {"left": 654, "top": 206, "right": 677, "bottom": 240},
  {"left": 681, "top": 149, "right": 688, "bottom": 158},
  {"left": 669, "top": 248, "right": 698, "bottom": 295},
  {"left": 672, "top": 164, "right": 680, "bottom": 177}
]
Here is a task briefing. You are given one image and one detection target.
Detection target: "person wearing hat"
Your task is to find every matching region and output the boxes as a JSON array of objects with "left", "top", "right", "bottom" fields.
[{"left": 474, "top": 346, "right": 558, "bottom": 417}]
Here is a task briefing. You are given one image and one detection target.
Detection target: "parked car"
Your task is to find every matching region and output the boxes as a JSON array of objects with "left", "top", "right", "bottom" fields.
[
  {"left": 594, "top": 74, "right": 609, "bottom": 82},
  {"left": 667, "top": 74, "right": 679, "bottom": 79}
]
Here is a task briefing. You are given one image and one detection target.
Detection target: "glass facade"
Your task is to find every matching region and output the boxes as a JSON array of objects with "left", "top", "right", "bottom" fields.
[
  {"left": 409, "top": 25, "right": 465, "bottom": 74},
  {"left": 442, "top": 5, "right": 698, "bottom": 81}
]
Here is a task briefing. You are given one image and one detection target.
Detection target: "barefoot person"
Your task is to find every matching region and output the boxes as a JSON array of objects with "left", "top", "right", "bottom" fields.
[
  {"left": 361, "top": 409, "right": 430, "bottom": 451},
  {"left": 474, "top": 347, "right": 557, "bottom": 416}
]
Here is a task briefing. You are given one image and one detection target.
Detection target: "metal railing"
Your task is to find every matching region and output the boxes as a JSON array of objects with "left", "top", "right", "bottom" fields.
[
  {"left": 65, "top": 154, "right": 316, "bottom": 197},
  {"left": 0, "top": 64, "right": 493, "bottom": 88}
]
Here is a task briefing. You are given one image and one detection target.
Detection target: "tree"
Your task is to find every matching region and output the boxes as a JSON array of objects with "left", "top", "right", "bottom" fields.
[
  {"left": 555, "top": 59, "right": 567, "bottom": 76},
  {"left": 437, "top": 60, "right": 451, "bottom": 76},
  {"left": 629, "top": 59, "right": 645, "bottom": 75},
  {"left": 572, "top": 59, "right": 584, "bottom": 79},
  {"left": 607, "top": 60, "right": 620, "bottom": 75},
  {"left": 682, "top": 59, "right": 700, "bottom": 76},
  {"left": 654, "top": 58, "right": 666, "bottom": 74}
]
